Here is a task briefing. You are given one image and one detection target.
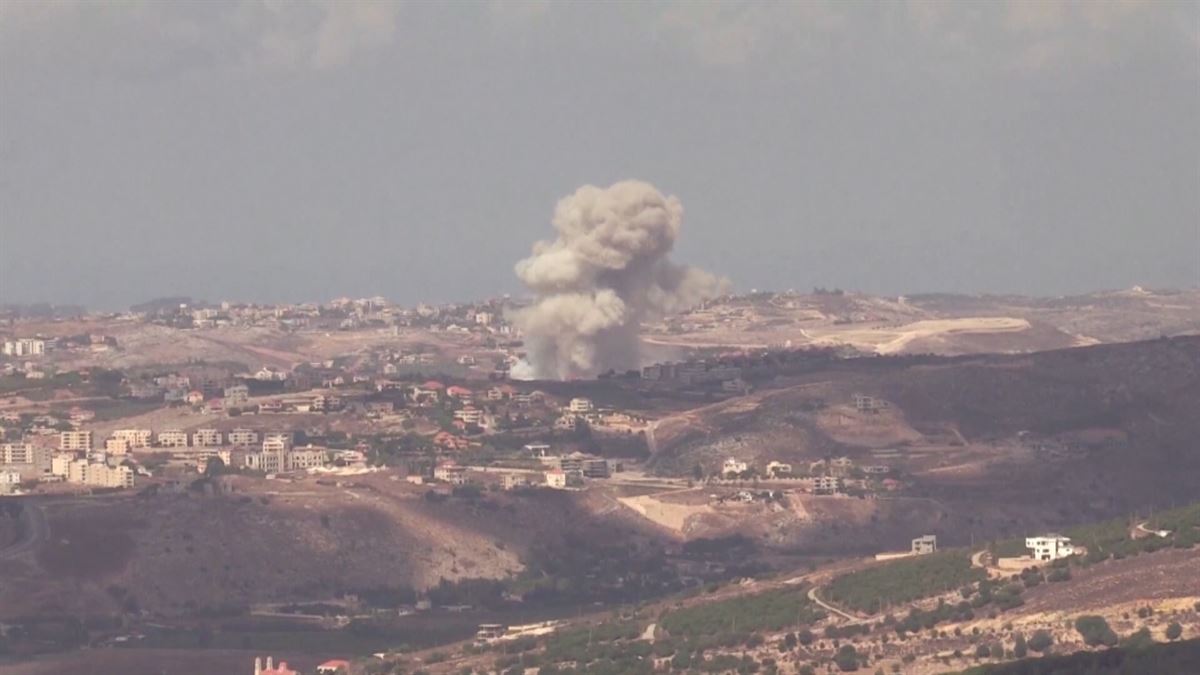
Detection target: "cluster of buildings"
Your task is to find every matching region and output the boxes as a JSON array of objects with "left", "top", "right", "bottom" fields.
[
  {"left": 1, "top": 441, "right": 134, "bottom": 490},
  {"left": 2, "top": 337, "right": 50, "bottom": 357}
]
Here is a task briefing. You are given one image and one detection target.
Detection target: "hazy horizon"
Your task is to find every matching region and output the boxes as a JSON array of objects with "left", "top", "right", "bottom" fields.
[{"left": 2, "top": 1, "right": 1197, "bottom": 309}]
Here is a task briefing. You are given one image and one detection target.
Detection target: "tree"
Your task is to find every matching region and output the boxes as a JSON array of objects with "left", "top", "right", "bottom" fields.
[
  {"left": 1075, "top": 615, "right": 1118, "bottom": 647},
  {"left": 203, "top": 456, "right": 226, "bottom": 477},
  {"left": 1166, "top": 622, "right": 1183, "bottom": 641},
  {"left": 834, "top": 645, "right": 859, "bottom": 672},
  {"left": 1027, "top": 629, "right": 1053, "bottom": 653},
  {"left": 1121, "top": 627, "right": 1153, "bottom": 649},
  {"left": 1013, "top": 632, "right": 1028, "bottom": 658},
  {"left": 797, "top": 628, "right": 815, "bottom": 646},
  {"left": 974, "top": 643, "right": 990, "bottom": 658}
]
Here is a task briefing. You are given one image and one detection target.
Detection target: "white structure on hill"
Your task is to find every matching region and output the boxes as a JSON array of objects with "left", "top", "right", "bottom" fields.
[{"left": 1026, "top": 534, "right": 1075, "bottom": 561}]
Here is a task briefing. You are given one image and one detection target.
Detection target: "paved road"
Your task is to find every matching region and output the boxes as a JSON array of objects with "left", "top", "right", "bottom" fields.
[{"left": 0, "top": 499, "right": 48, "bottom": 561}]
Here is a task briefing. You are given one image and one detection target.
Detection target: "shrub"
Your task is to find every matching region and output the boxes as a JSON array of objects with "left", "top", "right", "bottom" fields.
[
  {"left": 834, "top": 645, "right": 859, "bottom": 672},
  {"left": 1027, "top": 629, "right": 1053, "bottom": 653},
  {"left": 1166, "top": 622, "right": 1183, "bottom": 641},
  {"left": 1075, "top": 615, "right": 1118, "bottom": 647}
]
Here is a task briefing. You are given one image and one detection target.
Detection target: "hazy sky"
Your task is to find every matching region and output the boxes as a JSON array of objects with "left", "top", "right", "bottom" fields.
[{"left": 1, "top": 1, "right": 1197, "bottom": 309}]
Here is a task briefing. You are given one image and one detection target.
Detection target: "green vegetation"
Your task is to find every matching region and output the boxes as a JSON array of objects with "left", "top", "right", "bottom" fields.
[
  {"left": 1027, "top": 629, "right": 1053, "bottom": 653},
  {"left": 659, "top": 586, "right": 825, "bottom": 639},
  {"left": 1074, "top": 615, "right": 1118, "bottom": 647},
  {"left": 957, "top": 638, "right": 1200, "bottom": 675},
  {"left": 825, "top": 550, "right": 985, "bottom": 614}
]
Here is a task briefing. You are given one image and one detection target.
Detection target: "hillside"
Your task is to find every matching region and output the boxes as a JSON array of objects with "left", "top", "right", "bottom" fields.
[{"left": 648, "top": 336, "right": 1200, "bottom": 546}]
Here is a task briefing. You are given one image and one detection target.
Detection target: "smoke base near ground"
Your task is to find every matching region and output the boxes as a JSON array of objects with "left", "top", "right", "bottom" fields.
[{"left": 511, "top": 180, "right": 726, "bottom": 380}]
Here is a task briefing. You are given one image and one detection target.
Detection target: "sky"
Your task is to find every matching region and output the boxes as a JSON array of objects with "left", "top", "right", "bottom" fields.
[{"left": 0, "top": 0, "right": 1197, "bottom": 309}]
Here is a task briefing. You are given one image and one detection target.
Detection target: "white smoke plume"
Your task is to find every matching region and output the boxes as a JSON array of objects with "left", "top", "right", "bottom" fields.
[{"left": 512, "top": 180, "right": 727, "bottom": 380}]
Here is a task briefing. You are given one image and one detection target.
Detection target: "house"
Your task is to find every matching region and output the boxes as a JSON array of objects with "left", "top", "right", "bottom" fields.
[
  {"left": 224, "top": 384, "right": 250, "bottom": 406},
  {"left": 554, "top": 415, "right": 578, "bottom": 431},
  {"left": 852, "top": 393, "right": 889, "bottom": 413},
  {"left": 911, "top": 535, "right": 937, "bottom": 555},
  {"left": 544, "top": 468, "right": 581, "bottom": 489},
  {"left": 0, "top": 470, "right": 21, "bottom": 495},
  {"left": 185, "top": 390, "right": 205, "bottom": 405},
  {"left": 568, "top": 398, "right": 594, "bottom": 413},
  {"left": 1026, "top": 534, "right": 1076, "bottom": 561},
  {"left": 315, "top": 660, "right": 351, "bottom": 675},
  {"left": 433, "top": 431, "right": 473, "bottom": 450},
  {"left": 721, "top": 458, "right": 748, "bottom": 477},
  {"left": 262, "top": 432, "right": 293, "bottom": 453},
  {"left": 502, "top": 473, "right": 527, "bottom": 490},
  {"left": 524, "top": 443, "right": 551, "bottom": 458},
  {"left": 486, "top": 385, "right": 515, "bottom": 401},
  {"left": 253, "top": 656, "right": 299, "bottom": 675},
  {"left": 766, "top": 461, "right": 793, "bottom": 478},
  {"left": 446, "top": 385, "right": 474, "bottom": 400},
  {"left": 453, "top": 406, "right": 485, "bottom": 426},
  {"left": 254, "top": 366, "right": 287, "bottom": 381},
  {"left": 411, "top": 381, "right": 445, "bottom": 404},
  {"left": 434, "top": 461, "right": 468, "bottom": 485},
  {"left": 812, "top": 475, "right": 843, "bottom": 495}
]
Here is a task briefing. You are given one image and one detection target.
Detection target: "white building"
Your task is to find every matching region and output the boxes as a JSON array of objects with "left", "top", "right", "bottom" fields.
[
  {"left": 568, "top": 398, "right": 594, "bottom": 413},
  {"left": 434, "top": 462, "right": 468, "bottom": 485},
  {"left": 262, "top": 432, "right": 292, "bottom": 453},
  {"left": 912, "top": 535, "right": 938, "bottom": 555},
  {"left": 3, "top": 338, "right": 47, "bottom": 357},
  {"left": 766, "top": 461, "right": 793, "bottom": 478},
  {"left": 157, "top": 429, "right": 189, "bottom": 448},
  {"left": 59, "top": 430, "right": 93, "bottom": 451},
  {"left": 1026, "top": 534, "right": 1076, "bottom": 561},
  {"left": 0, "top": 469, "right": 21, "bottom": 494},
  {"left": 227, "top": 428, "right": 260, "bottom": 448},
  {"left": 104, "top": 437, "right": 131, "bottom": 455},
  {"left": 722, "top": 458, "right": 749, "bottom": 477},
  {"left": 813, "top": 475, "right": 843, "bottom": 494},
  {"left": 453, "top": 406, "right": 485, "bottom": 426},
  {"left": 191, "top": 428, "right": 224, "bottom": 447},
  {"left": 287, "top": 446, "right": 327, "bottom": 470},
  {"left": 224, "top": 384, "right": 250, "bottom": 405},
  {"left": 51, "top": 452, "right": 75, "bottom": 478},
  {"left": 111, "top": 429, "right": 152, "bottom": 449}
]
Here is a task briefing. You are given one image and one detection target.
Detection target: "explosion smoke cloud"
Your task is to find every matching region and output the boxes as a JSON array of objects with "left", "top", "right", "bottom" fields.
[{"left": 512, "top": 180, "right": 726, "bottom": 380}]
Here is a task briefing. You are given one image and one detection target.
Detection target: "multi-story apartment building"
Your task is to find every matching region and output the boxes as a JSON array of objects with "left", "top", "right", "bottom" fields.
[
  {"left": 244, "top": 448, "right": 286, "bottom": 474},
  {"left": 227, "top": 428, "right": 259, "bottom": 448},
  {"left": 287, "top": 447, "right": 327, "bottom": 470},
  {"left": 0, "top": 443, "right": 53, "bottom": 480},
  {"left": 104, "top": 437, "right": 131, "bottom": 455},
  {"left": 191, "top": 428, "right": 223, "bottom": 447},
  {"left": 224, "top": 384, "right": 250, "bottom": 406},
  {"left": 262, "top": 432, "right": 292, "bottom": 453},
  {"left": 156, "top": 430, "right": 189, "bottom": 448},
  {"left": 59, "top": 430, "right": 93, "bottom": 451},
  {"left": 111, "top": 429, "right": 153, "bottom": 448},
  {"left": 65, "top": 460, "right": 135, "bottom": 489},
  {"left": 2, "top": 338, "right": 47, "bottom": 357}
]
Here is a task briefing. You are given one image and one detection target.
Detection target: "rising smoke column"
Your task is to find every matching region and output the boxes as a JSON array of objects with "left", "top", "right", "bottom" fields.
[{"left": 512, "top": 180, "right": 726, "bottom": 380}]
